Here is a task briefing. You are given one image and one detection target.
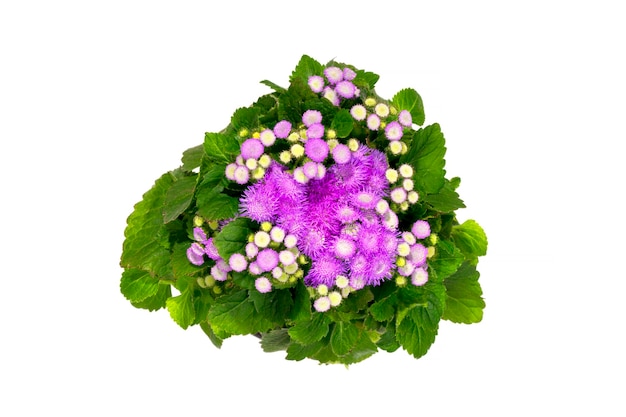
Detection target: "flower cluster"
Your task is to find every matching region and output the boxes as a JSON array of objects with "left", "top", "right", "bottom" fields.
[
  {"left": 186, "top": 66, "right": 438, "bottom": 312},
  {"left": 121, "top": 55, "right": 487, "bottom": 365}
]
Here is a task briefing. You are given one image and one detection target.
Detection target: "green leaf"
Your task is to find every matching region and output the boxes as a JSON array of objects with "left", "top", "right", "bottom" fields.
[
  {"left": 421, "top": 180, "right": 466, "bottom": 213},
  {"left": 330, "top": 108, "right": 354, "bottom": 138},
  {"left": 200, "top": 321, "right": 224, "bottom": 348},
  {"left": 162, "top": 174, "right": 197, "bottom": 223},
  {"left": 392, "top": 88, "right": 425, "bottom": 126},
  {"left": 288, "top": 313, "right": 331, "bottom": 345},
  {"left": 353, "top": 70, "right": 380, "bottom": 90},
  {"left": 369, "top": 293, "right": 398, "bottom": 322},
  {"left": 121, "top": 173, "right": 173, "bottom": 278},
  {"left": 286, "top": 339, "right": 325, "bottom": 361},
  {"left": 213, "top": 217, "right": 253, "bottom": 261},
  {"left": 170, "top": 242, "right": 203, "bottom": 279},
  {"left": 290, "top": 55, "right": 323, "bottom": 83},
  {"left": 120, "top": 269, "right": 160, "bottom": 303},
  {"left": 443, "top": 262, "right": 485, "bottom": 323},
  {"left": 377, "top": 326, "right": 400, "bottom": 352},
  {"left": 260, "top": 329, "right": 291, "bottom": 353},
  {"left": 430, "top": 239, "right": 464, "bottom": 281},
  {"left": 278, "top": 78, "right": 318, "bottom": 124},
  {"left": 166, "top": 289, "right": 196, "bottom": 329},
  {"left": 330, "top": 321, "right": 360, "bottom": 356},
  {"left": 181, "top": 145, "right": 204, "bottom": 172},
  {"left": 341, "top": 331, "right": 379, "bottom": 364},
  {"left": 203, "top": 132, "right": 239, "bottom": 165},
  {"left": 396, "top": 290, "right": 442, "bottom": 359},
  {"left": 400, "top": 123, "right": 447, "bottom": 194},
  {"left": 260, "top": 79, "right": 286, "bottom": 94},
  {"left": 207, "top": 289, "right": 274, "bottom": 335},
  {"left": 248, "top": 289, "right": 293, "bottom": 325},
  {"left": 230, "top": 106, "right": 260, "bottom": 133},
  {"left": 451, "top": 220, "right": 488, "bottom": 259},
  {"left": 196, "top": 186, "right": 239, "bottom": 221},
  {"left": 131, "top": 284, "right": 171, "bottom": 311},
  {"left": 289, "top": 280, "right": 312, "bottom": 322}
]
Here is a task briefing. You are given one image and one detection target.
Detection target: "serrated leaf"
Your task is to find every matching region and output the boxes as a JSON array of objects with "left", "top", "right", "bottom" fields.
[
  {"left": 181, "top": 145, "right": 204, "bottom": 172},
  {"left": 162, "top": 175, "right": 197, "bottom": 223},
  {"left": 170, "top": 242, "right": 203, "bottom": 279},
  {"left": 451, "top": 220, "right": 488, "bottom": 259},
  {"left": 286, "top": 339, "right": 325, "bottom": 361},
  {"left": 443, "top": 262, "right": 485, "bottom": 323},
  {"left": 260, "top": 80, "right": 286, "bottom": 94},
  {"left": 396, "top": 290, "right": 442, "bottom": 359},
  {"left": 369, "top": 293, "right": 397, "bottom": 322},
  {"left": 421, "top": 180, "right": 466, "bottom": 213},
  {"left": 121, "top": 173, "right": 173, "bottom": 278},
  {"left": 392, "top": 88, "right": 425, "bottom": 126},
  {"left": 430, "top": 239, "right": 464, "bottom": 281},
  {"left": 330, "top": 108, "right": 354, "bottom": 138},
  {"left": 248, "top": 289, "right": 293, "bottom": 325},
  {"left": 230, "top": 107, "right": 260, "bottom": 133},
  {"left": 120, "top": 269, "right": 160, "bottom": 303},
  {"left": 340, "top": 331, "right": 378, "bottom": 364},
  {"left": 377, "top": 326, "right": 400, "bottom": 352},
  {"left": 131, "top": 284, "right": 171, "bottom": 311},
  {"left": 200, "top": 321, "right": 224, "bottom": 348},
  {"left": 203, "top": 132, "right": 240, "bottom": 165},
  {"left": 196, "top": 186, "right": 239, "bottom": 221},
  {"left": 400, "top": 123, "right": 447, "bottom": 194},
  {"left": 207, "top": 289, "right": 274, "bottom": 335},
  {"left": 353, "top": 70, "right": 380, "bottom": 90},
  {"left": 288, "top": 313, "right": 331, "bottom": 345},
  {"left": 290, "top": 55, "right": 323, "bottom": 83},
  {"left": 166, "top": 289, "right": 196, "bottom": 329},
  {"left": 289, "top": 280, "right": 312, "bottom": 322},
  {"left": 260, "top": 329, "right": 291, "bottom": 353},
  {"left": 330, "top": 321, "right": 359, "bottom": 356},
  {"left": 213, "top": 217, "right": 253, "bottom": 261}
]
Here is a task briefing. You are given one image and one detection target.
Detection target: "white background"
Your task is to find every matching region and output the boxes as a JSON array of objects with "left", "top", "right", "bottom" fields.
[{"left": 1, "top": 1, "right": 625, "bottom": 415}]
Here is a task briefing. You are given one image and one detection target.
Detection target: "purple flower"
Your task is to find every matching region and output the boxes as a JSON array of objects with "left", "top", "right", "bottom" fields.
[
  {"left": 343, "top": 67, "right": 357, "bottom": 81},
  {"left": 305, "top": 255, "right": 345, "bottom": 287},
  {"left": 333, "top": 237, "right": 356, "bottom": 260},
  {"left": 384, "top": 121, "right": 403, "bottom": 141},
  {"left": 255, "top": 277, "right": 272, "bottom": 293},
  {"left": 408, "top": 243, "right": 428, "bottom": 267},
  {"left": 411, "top": 220, "right": 431, "bottom": 239},
  {"left": 366, "top": 114, "right": 381, "bottom": 130},
  {"left": 332, "top": 144, "right": 351, "bottom": 164},
  {"left": 305, "top": 138, "right": 329, "bottom": 162},
  {"left": 273, "top": 120, "right": 292, "bottom": 139},
  {"left": 366, "top": 253, "right": 394, "bottom": 285},
  {"left": 314, "top": 296, "right": 331, "bottom": 312},
  {"left": 211, "top": 264, "right": 228, "bottom": 281},
  {"left": 229, "top": 253, "right": 248, "bottom": 272},
  {"left": 411, "top": 267, "right": 429, "bottom": 286},
  {"left": 306, "top": 123, "right": 325, "bottom": 140},
  {"left": 193, "top": 227, "right": 207, "bottom": 242},
  {"left": 353, "top": 189, "right": 380, "bottom": 210},
  {"left": 357, "top": 223, "right": 385, "bottom": 254},
  {"left": 204, "top": 238, "right": 221, "bottom": 260},
  {"left": 350, "top": 104, "right": 367, "bottom": 121},
  {"left": 302, "top": 110, "right": 323, "bottom": 127},
  {"left": 324, "top": 66, "right": 344, "bottom": 84},
  {"left": 335, "top": 80, "right": 356, "bottom": 99},
  {"left": 241, "top": 138, "right": 264, "bottom": 160},
  {"left": 298, "top": 229, "right": 327, "bottom": 258},
  {"left": 336, "top": 205, "right": 360, "bottom": 223},
  {"left": 398, "top": 110, "right": 412, "bottom": 127},
  {"left": 233, "top": 166, "right": 250, "bottom": 185},
  {"left": 256, "top": 248, "right": 279, "bottom": 272},
  {"left": 240, "top": 180, "right": 278, "bottom": 222},
  {"left": 308, "top": 75, "right": 325, "bottom": 93},
  {"left": 302, "top": 161, "right": 319, "bottom": 179},
  {"left": 186, "top": 244, "right": 205, "bottom": 266}
]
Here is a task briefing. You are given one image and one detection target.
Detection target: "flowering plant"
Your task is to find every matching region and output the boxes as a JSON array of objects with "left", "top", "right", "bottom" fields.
[{"left": 119, "top": 55, "right": 487, "bottom": 365}]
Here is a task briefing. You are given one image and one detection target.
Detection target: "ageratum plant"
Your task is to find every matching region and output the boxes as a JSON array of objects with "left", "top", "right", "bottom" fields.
[{"left": 119, "top": 55, "right": 488, "bottom": 365}]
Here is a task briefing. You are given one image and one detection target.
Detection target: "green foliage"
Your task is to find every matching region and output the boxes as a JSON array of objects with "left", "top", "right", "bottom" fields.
[
  {"left": 443, "top": 262, "right": 485, "bottom": 323},
  {"left": 392, "top": 88, "right": 425, "bottom": 126},
  {"left": 400, "top": 123, "right": 447, "bottom": 194},
  {"left": 119, "top": 54, "right": 487, "bottom": 366},
  {"left": 213, "top": 217, "right": 253, "bottom": 261}
]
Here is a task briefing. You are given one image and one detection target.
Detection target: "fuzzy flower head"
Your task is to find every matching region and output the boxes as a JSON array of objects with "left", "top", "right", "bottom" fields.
[
  {"left": 308, "top": 75, "right": 325, "bottom": 93},
  {"left": 324, "top": 66, "right": 344, "bottom": 84},
  {"left": 302, "top": 110, "right": 323, "bottom": 127},
  {"left": 273, "top": 120, "right": 292, "bottom": 139},
  {"left": 305, "top": 138, "right": 329, "bottom": 162}
]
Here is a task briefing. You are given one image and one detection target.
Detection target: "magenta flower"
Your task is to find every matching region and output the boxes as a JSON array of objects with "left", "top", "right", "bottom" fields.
[
  {"left": 306, "top": 123, "right": 325, "bottom": 140},
  {"left": 193, "top": 227, "right": 207, "bottom": 242},
  {"left": 398, "top": 110, "right": 412, "bottom": 127},
  {"left": 366, "top": 113, "right": 381, "bottom": 130},
  {"left": 204, "top": 238, "right": 221, "bottom": 260},
  {"left": 241, "top": 138, "right": 264, "bottom": 160},
  {"left": 303, "top": 161, "right": 319, "bottom": 179},
  {"left": 273, "top": 120, "right": 292, "bottom": 139},
  {"left": 186, "top": 243, "right": 205, "bottom": 266},
  {"left": 305, "top": 138, "right": 329, "bottom": 162},
  {"left": 302, "top": 110, "right": 323, "bottom": 127},
  {"left": 411, "top": 267, "right": 429, "bottom": 286},
  {"left": 333, "top": 237, "right": 356, "bottom": 259},
  {"left": 305, "top": 255, "right": 345, "bottom": 287},
  {"left": 256, "top": 248, "right": 279, "bottom": 272},
  {"left": 332, "top": 144, "right": 351, "bottom": 164},
  {"left": 335, "top": 80, "right": 356, "bottom": 99},
  {"left": 324, "top": 66, "right": 344, "bottom": 84},
  {"left": 384, "top": 121, "right": 403, "bottom": 141},
  {"left": 229, "top": 253, "right": 248, "bottom": 272},
  {"left": 308, "top": 75, "right": 325, "bottom": 93},
  {"left": 408, "top": 243, "right": 428, "bottom": 267},
  {"left": 255, "top": 277, "right": 272, "bottom": 293},
  {"left": 343, "top": 67, "right": 357, "bottom": 81},
  {"left": 240, "top": 180, "right": 278, "bottom": 222},
  {"left": 411, "top": 220, "right": 431, "bottom": 239}
]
